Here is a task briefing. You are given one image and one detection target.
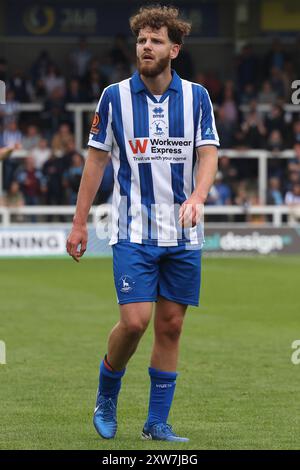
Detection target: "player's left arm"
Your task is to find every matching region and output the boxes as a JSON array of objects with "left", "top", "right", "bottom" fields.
[{"left": 179, "top": 145, "right": 218, "bottom": 227}]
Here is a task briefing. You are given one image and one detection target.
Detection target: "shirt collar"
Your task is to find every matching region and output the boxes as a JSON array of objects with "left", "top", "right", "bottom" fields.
[{"left": 130, "top": 69, "right": 181, "bottom": 94}]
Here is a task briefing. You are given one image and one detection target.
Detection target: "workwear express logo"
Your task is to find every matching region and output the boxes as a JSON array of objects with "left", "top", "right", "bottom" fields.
[
  {"left": 128, "top": 138, "right": 192, "bottom": 155},
  {"left": 129, "top": 139, "right": 148, "bottom": 154}
]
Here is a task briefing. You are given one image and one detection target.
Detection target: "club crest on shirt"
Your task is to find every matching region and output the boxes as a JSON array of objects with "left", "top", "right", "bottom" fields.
[
  {"left": 118, "top": 275, "right": 135, "bottom": 293},
  {"left": 90, "top": 113, "right": 100, "bottom": 134},
  {"left": 151, "top": 120, "right": 168, "bottom": 136}
]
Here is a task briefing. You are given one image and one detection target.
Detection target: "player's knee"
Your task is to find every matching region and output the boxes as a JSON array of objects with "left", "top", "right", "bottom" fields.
[
  {"left": 122, "top": 318, "right": 149, "bottom": 338},
  {"left": 157, "top": 317, "right": 183, "bottom": 342}
]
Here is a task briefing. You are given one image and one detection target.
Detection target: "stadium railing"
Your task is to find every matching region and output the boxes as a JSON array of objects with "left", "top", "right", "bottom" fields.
[
  {"left": 0, "top": 149, "right": 294, "bottom": 204},
  {"left": 10, "top": 102, "right": 300, "bottom": 151},
  {"left": 0, "top": 204, "right": 297, "bottom": 227}
]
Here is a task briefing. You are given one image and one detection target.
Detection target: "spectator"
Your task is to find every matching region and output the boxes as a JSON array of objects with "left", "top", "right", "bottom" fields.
[
  {"left": 0, "top": 143, "right": 20, "bottom": 161},
  {"left": 216, "top": 106, "right": 236, "bottom": 148},
  {"left": 240, "top": 83, "right": 257, "bottom": 105},
  {"left": 66, "top": 77, "right": 87, "bottom": 103},
  {"left": 42, "top": 154, "right": 63, "bottom": 205},
  {"left": 43, "top": 88, "right": 68, "bottom": 136},
  {"left": 2, "top": 120, "right": 23, "bottom": 147},
  {"left": 218, "top": 156, "right": 239, "bottom": 187},
  {"left": 63, "top": 152, "right": 84, "bottom": 204},
  {"left": 30, "top": 50, "right": 52, "bottom": 85},
  {"left": 69, "top": 37, "right": 92, "bottom": 79},
  {"left": 269, "top": 67, "right": 285, "bottom": 99},
  {"left": 8, "top": 68, "right": 31, "bottom": 102},
  {"left": 0, "top": 89, "right": 20, "bottom": 125},
  {"left": 2, "top": 180, "right": 25, "bottom": 222},
  {"left": 258, "top": 80, "right": 277, "bottom": 104},
  {"left": 32, "top": 78, "right": 47, "bottom": 102},
  {"left": 59, "top": 138, "right": 77, "bottom": 171},
  {"left": 4, "top": 180, "right": 24, "bottom": 208},
  {"left": 31, "top": 138, "right": 52, "bottom": 169},
  {"left": 22, "top": 125, "right": 41, "bottom": 151},
  {"left": 206, "top": 171, "right": 232, "bottom": 205},
  {"left": 240, "top": 102, "right": 267, "bottom": 148},
  {"left": 51, "top": 123, "right": 74, "bottom": 157},
  {"left": 234, "top": 180, "right": 251, "bottom": 207},
  {"left": 267, "top": 130, "right": 284, "bottom": 152},
  {"left": 267, "top": 177, "right": 283, "bottom": 205},
  {"left": 219, "top": 80, "right": 239, "bottom": 124},
  {"left": 285, "top": 183, "right": 300, "bottom": 205},
  {"left": 16, "top": 156, "right": 45, "bottom": 205},
  {"left": 86, "top": 70, "right": 106, "bottom": 102},
  {"left": 42, "top": 64, "right": 66, "bottom": 97},
  {"left": 265, "top": 104, "right": 286, "bottom": 136}
]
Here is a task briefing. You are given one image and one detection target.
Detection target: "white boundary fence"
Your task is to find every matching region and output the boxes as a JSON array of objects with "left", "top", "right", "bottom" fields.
[
  {"left": 0, "top": 148, "right": 295, "bottom": 205},
  {"left": 8, "top": 101, "right": 300, "bottom": 149},
  {"left": 1, "top": 101, "right": 300, "bottom": 201},
  {"left": 0, "top": 204, "right": 298, "bottom": 228}
]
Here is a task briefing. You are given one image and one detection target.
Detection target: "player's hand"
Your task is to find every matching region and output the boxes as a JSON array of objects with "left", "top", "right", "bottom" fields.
[
  {"left": 66, "top": 223, "right": 88, "bottom": 262},
  {"left": 179, "top": 193, "right": 204, "bottom": 228}
]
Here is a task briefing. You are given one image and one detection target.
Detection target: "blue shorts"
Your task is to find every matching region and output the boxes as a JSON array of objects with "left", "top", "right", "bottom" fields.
[{"left": 112, "top": 242, "right": 202, "bottom": 306}]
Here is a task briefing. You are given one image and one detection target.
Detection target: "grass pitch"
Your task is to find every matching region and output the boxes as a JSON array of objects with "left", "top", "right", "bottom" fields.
[{"left": 0, "top": 256, "right": 299, "bottom": 450}]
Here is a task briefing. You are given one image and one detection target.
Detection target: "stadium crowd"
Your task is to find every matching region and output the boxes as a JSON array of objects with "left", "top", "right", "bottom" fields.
[{"left": 1, "top": 36, "right": 300, "bottom": 210}]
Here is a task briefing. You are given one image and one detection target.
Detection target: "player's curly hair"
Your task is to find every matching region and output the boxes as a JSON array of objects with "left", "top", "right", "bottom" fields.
[{"left": 129, "top": 5, "right": 191, "bottom": 45}]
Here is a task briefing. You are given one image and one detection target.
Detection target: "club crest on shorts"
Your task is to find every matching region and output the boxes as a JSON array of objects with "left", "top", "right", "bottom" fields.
[{"left": 118, "top": 275, "right": 135, "bottom": 293}]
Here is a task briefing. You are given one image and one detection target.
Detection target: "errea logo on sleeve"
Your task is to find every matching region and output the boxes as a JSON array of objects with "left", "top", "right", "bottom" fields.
[{"left": 204, "top": 127, "right": 214, "bottom": 136}]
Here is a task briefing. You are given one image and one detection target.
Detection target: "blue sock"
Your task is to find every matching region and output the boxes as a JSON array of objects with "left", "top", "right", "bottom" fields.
[
  {"left": 98, "top": 360, "right": 125, "bottom": 400},
  {"left": 146, "top": 367, "right": 178, "bottom": 427}
]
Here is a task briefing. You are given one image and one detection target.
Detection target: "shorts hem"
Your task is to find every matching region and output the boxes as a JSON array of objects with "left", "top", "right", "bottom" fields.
[
  {"left": 159, "top": 293, "right": 199, "bottom": 307},
  {"left": 118, "top": 297, "right": 156, "bottom": 305}
]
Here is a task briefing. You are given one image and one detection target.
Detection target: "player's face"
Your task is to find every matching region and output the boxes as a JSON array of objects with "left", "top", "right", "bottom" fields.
[{"left": 136, "top": 26, "right": 179, "bottom": 77}]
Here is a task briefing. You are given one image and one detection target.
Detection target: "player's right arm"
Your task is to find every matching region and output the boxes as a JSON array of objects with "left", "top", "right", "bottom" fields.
[{"left": 66, "top": 147, "right": 110, "bottom": 262}]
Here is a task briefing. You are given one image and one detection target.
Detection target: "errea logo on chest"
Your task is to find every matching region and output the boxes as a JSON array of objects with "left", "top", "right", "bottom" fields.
[{"left": 153, "top": 106, "right": 164, "bottom": 118}]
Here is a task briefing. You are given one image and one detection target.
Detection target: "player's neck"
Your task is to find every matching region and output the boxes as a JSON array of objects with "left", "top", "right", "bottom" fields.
[{"left": 140, "top": 67, "right": 172, "bottom": 96}]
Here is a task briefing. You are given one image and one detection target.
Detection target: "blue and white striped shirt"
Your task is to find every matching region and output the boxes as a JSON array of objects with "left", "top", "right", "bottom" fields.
[{"left": 88, "top": 70, "right": 219, "bottom": 247}]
